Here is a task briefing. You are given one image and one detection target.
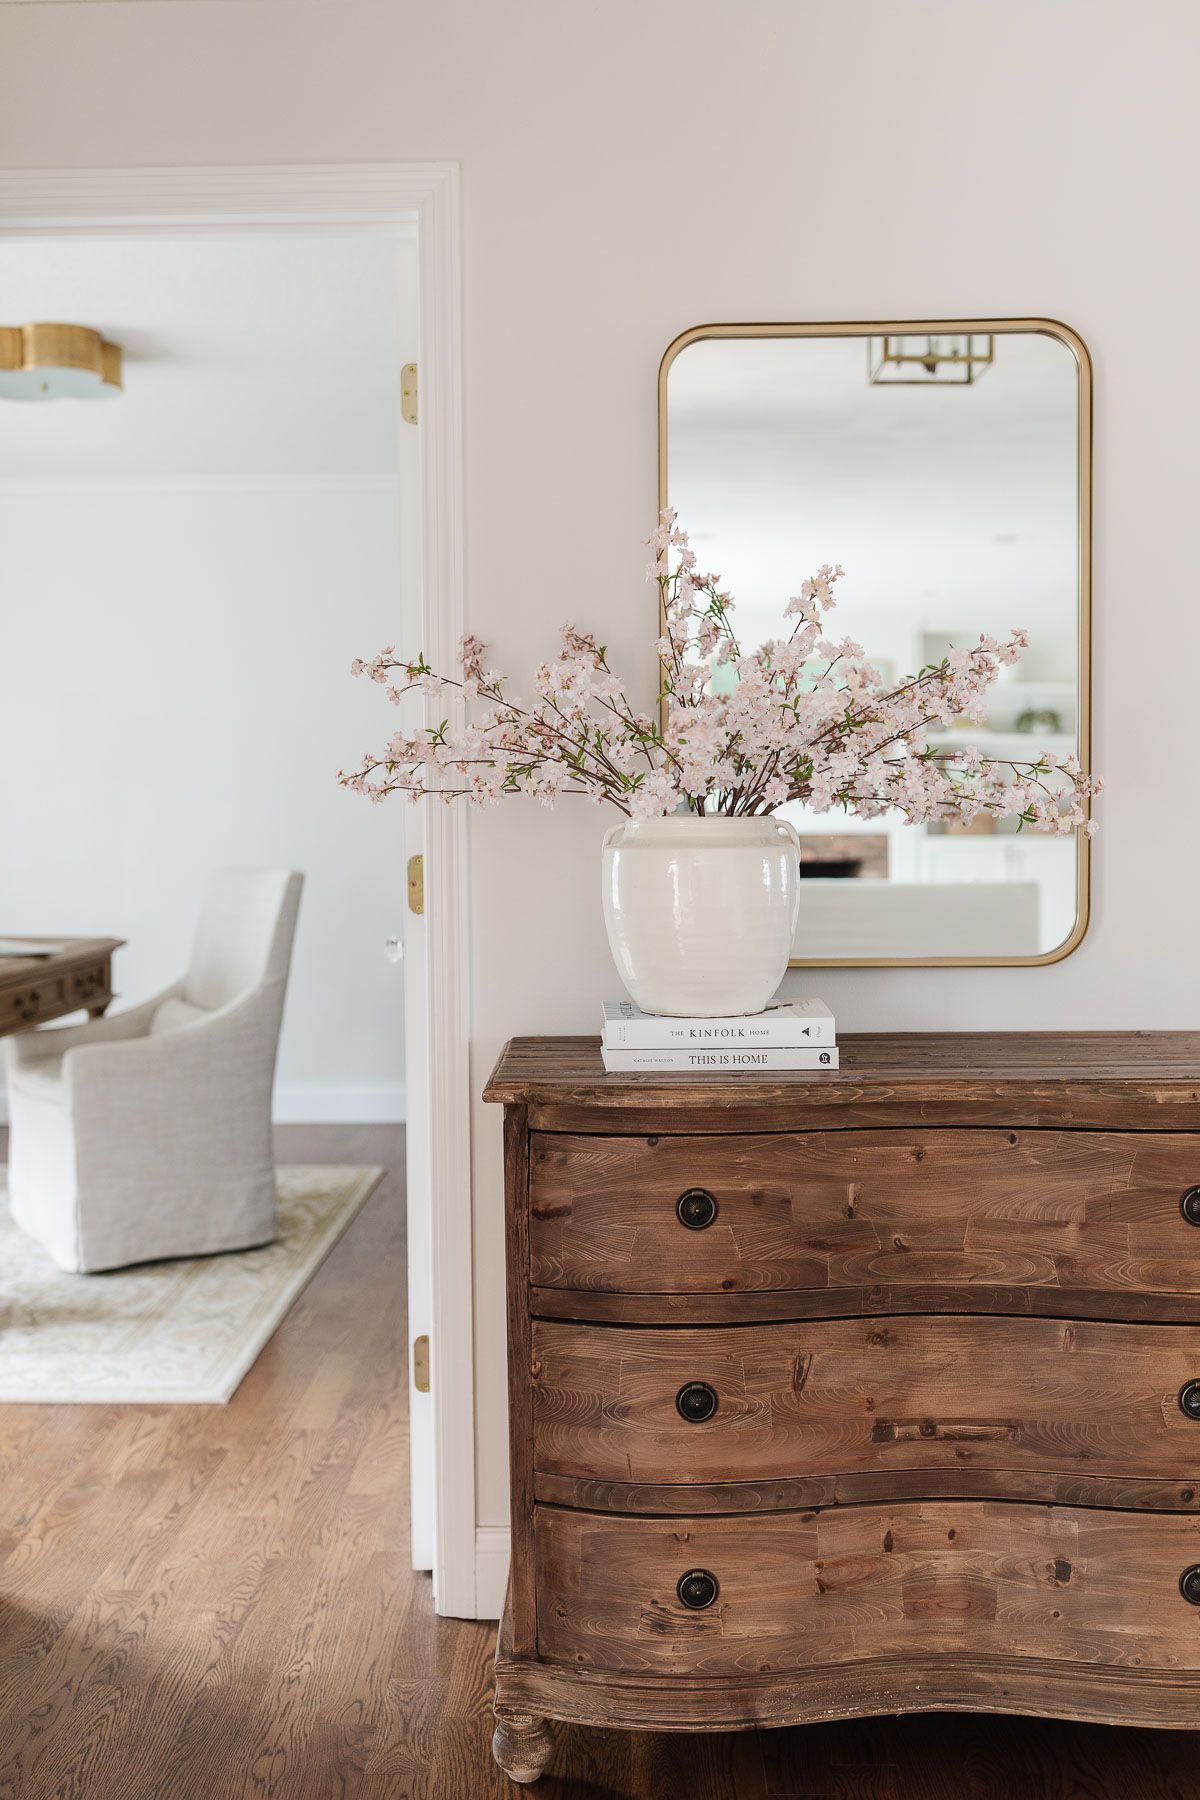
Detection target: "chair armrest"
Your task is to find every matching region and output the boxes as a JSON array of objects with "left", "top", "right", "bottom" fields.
[
  {"left": 63, "top": 984, "right": 283, "bottom": 1114},
  {"left": 8, "top": 981, "right": 185, "bottom": 1065},
  {"left": 60, "top": 985, "right": 285, "bottom": 1182}
]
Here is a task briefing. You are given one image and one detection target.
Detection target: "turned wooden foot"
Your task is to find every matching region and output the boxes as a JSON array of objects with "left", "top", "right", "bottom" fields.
[{"left": 492, "top": 1711, "right": 553, "bottom": 1784}]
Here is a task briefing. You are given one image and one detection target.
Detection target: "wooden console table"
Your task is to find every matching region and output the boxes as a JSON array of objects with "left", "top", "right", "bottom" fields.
[
  {"left": 0, "top": 938, "right": 123, "bottom": 1036},
  {"left": 485, "top": 1032, "right": 1200, "bottom": 1783}
]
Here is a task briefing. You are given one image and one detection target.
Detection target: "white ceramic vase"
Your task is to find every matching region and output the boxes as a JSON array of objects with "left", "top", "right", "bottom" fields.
[{"left": 601, "top": 813, "right": 802, "bottom": 1017}]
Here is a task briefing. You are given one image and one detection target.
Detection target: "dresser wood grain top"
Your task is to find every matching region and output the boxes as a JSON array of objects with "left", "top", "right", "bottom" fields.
[{"left": 484, "top": 1033, "right": 1200, "bottom": 1131}]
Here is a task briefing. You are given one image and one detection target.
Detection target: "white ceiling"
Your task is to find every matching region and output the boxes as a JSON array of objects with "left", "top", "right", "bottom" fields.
[
  {"left": 0, "top": 230, "right": 413, "bottom": 477},
  {"left": 667, "top": 330, "right": 1080, "bottom": 675}
]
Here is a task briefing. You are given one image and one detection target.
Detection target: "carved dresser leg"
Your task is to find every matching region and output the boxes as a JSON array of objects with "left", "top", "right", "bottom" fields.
[{"left": 492, "top": 1710, "right": 554, "bottom": 1784}]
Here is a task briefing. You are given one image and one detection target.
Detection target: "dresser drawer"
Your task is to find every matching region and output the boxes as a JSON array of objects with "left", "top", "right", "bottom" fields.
[
  {"left": 535, "top": 1501, "right": 1200, "bottom": 1677},
  {"left": 529, "top": 1129, "right": 1200, "bottom": 1298},
  {"left": 531, "top": 1316, "right": 1200, "bottom": 1495}
]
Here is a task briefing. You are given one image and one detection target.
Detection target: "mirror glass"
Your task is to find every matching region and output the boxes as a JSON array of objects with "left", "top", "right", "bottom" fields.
[{"left": 661, "top": 323, "right": 1089, "bottom": 965}]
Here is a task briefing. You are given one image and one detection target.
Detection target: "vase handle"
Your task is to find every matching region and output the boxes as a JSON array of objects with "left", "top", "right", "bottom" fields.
[
  {"left": 773, "top": 817, "right": 803, "bottom": 860},
  {"left": 602, "top": 821, "right": 627, "bottom": 853}
]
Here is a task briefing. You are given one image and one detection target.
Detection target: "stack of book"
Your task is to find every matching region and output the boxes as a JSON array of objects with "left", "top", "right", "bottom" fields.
[{"left": 601, "top": 998, "right": 838, "bottom": 1073}]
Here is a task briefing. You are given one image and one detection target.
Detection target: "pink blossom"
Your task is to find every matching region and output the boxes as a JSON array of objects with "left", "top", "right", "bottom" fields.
[{"left": 338, "top": 513, "right": 1100, "bottom": 834}]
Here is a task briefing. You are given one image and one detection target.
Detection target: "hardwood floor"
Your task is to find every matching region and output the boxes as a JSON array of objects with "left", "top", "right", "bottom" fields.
[{"left": 1, "top": 1123, "right": 1198, "bottom": 1798}]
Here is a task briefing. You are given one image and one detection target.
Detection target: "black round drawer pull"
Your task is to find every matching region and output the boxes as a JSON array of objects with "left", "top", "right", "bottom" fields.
[
  {"left": 676, "top": 1188, "right": 718, "bottom": 1231},
  {"left": 677, "top": 1568, "right": 719, "bottom": 1610},
  {"left": 676, "top": 1381, "right": 718, "bottom": 1424},
  {"left": 1180, "top": 1382, "right": 1200, "bottom": 1420},
  {"left": 1182, "top": 1188, "right": 1200, "bottom": 1226},
  {"left": 1181, "top": 1566, "right": 1200, "bottom": 1606}
]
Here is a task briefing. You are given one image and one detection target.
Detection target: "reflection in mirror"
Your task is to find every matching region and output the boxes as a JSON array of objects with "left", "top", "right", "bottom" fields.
[{"left": 662, "top": 323, "right": 1089, "bottom": 965}]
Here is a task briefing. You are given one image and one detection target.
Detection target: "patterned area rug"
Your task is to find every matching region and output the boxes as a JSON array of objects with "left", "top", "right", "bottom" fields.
[{"left": 0, "top": 1165, "right": 383, "bottom": 1404}]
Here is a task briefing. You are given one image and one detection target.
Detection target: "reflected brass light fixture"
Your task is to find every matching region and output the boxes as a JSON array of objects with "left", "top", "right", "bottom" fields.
[
  {"left": 0, "top": 323, "right": 123, "bottom": 400},
  {"left": 868, "top": 333, "right": 993, "bottom": 386}
]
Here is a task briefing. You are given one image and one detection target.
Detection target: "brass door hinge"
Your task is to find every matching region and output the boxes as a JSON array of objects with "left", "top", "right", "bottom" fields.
[
  {"left": 413, "top": 1334, "right": 430, "bottom": 1393},
  {"left": 401, "top": 362, "right": 418, "bottom": 425},
  {"left": 407, "top": 854, "right": 424, "bottom": 915}
]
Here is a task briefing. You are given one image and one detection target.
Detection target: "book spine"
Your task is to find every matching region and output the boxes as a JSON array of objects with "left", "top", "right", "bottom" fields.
[
  {"left": 603, "top": 1018, "right": 836, "bottom": 1049},
  {"left": 601, "top": 1046, "right": 840, "bottom": 1072}
]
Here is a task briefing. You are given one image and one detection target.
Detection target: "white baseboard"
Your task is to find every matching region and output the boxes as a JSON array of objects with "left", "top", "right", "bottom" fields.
[
  {"left": 474, "top": 1526, "right": 511, "bottom": 1621},
  {"left": 0, "top": 1083, "right": 404, "bottom": 1128},
  {"left": 273, "top": 1082, "right": 406, "bottom": 1124}
]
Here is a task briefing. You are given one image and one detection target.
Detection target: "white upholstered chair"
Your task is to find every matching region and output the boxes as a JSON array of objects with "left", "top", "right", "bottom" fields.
[{"left": 6, "top": 868, "right": 304, "bottom": 1273}]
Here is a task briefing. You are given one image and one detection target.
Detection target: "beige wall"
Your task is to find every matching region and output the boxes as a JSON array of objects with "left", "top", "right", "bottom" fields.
[{"left": 4, "top": 0, "right": 1198, "bottom": 1536}]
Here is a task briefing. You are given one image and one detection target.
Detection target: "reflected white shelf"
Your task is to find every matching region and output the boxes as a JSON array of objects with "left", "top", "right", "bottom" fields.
[
  {"left": 925, "top": 729, "right": 1077, "bottom": 760},
  {"left": 993, "top": 677, "right": 1077, "bottom": 693}
]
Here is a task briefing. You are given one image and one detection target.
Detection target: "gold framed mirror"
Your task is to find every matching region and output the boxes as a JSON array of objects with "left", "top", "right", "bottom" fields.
[{"left": 658, "top": 318, "right": 1093, "bottom": 968}]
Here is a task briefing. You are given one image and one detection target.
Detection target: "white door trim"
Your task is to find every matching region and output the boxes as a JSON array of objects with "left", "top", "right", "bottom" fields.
[
  {"left": 474, "top": 1527, "right": 512, "bottom": 1621},
  {"left": 0, "top": 162, "right": 478, "bottom": 1616}
]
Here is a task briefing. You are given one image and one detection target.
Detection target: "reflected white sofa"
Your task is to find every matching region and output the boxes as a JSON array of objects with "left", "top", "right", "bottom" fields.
[
  {"left": 794, "top": 878, "right": 1039, "bottom": 958},
  {"left": 6, "top": 868, "right": 303, "bottom": 1273}
]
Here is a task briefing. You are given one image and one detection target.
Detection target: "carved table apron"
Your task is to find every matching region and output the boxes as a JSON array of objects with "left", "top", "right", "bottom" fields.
[{"left": 0, "top": 937, "right": 123, "bottom": 1035}]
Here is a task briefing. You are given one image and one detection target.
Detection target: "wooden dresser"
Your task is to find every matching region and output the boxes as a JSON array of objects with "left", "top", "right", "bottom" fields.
[{"left": 483, "top": 1033, "right": 1200, "bottom": 1784}]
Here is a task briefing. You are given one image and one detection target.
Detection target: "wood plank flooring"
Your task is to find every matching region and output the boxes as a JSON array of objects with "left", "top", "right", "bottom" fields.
[{"left": 1, "top": 1124, "right": 1198, "bottom": 1798}]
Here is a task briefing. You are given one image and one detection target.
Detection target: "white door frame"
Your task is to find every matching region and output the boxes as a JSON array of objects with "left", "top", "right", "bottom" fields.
[{"left": 0, "top": 163, "right": 477, "bottom": 1616}]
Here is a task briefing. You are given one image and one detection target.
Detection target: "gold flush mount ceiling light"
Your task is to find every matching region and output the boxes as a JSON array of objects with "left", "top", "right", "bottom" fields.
[
  {"left": 0, "top": 323, "right": 123, "bottom": 400},
  {"left": 868, "top": 333, "right": 994, "bottom": 386}
]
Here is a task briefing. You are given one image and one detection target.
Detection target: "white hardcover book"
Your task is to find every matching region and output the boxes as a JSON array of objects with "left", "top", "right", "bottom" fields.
[
  {"left": 601, "top": 997, "right": 835, "bottom": 1048},
  {"left": 601, "top": 1044, "right": 839, "bottom": 1073}
]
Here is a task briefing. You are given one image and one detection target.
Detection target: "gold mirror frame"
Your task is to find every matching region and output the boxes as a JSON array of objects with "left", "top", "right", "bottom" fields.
[{"left": 657, "top": 317, "right": 1093, "bottom": 970}]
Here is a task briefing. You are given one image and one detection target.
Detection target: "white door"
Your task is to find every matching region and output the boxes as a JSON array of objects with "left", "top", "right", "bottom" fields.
[
  {"left": 393, "top": 250, "right": 436, "bottom": 1574},
  {"left": 403, "top": 810, "right": 435, "bottom": 1572}
]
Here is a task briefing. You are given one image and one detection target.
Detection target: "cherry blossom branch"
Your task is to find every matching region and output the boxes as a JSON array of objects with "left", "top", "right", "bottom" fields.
[{"left": 339, "top": 511, "right": 1100, "bottom": 836}]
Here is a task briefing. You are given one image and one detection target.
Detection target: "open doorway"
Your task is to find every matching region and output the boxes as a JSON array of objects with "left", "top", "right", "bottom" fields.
[
  {"left": 1, "top": 226, "right": 415, "bottom": 1120},
  {"left": 0, "top": 169, "right": 475, "bottom": 1622}
]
